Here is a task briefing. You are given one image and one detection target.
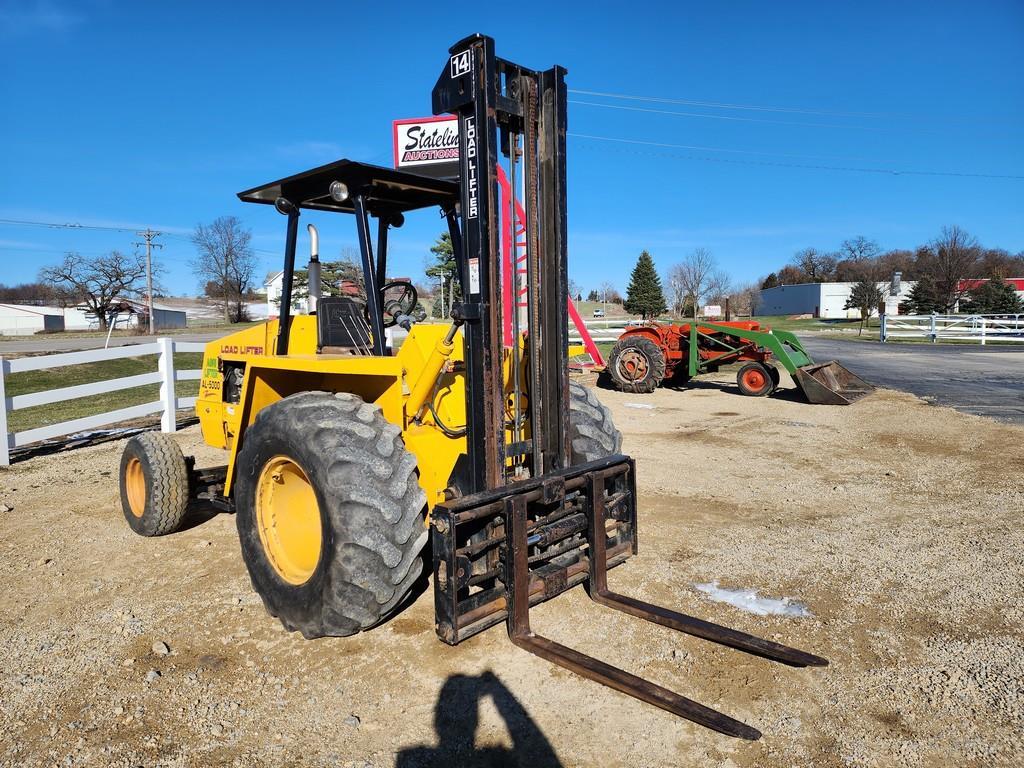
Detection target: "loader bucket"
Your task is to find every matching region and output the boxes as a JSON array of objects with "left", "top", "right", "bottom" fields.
[{"left": 793, "top": 361, "right": 875, "bottom": 405}]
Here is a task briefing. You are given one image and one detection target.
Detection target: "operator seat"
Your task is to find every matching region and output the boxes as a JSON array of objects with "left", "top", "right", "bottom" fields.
[{"left": 317, "top": 296, "right": 373, "bottom": 355}]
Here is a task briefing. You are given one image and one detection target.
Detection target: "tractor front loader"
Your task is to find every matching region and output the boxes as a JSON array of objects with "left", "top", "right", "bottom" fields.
[
  {"left": 117, "top": 35, "right": 826, "bottom": 740},
  {"left": 609, "top": 319, "right": 874, "bottom": 404}
]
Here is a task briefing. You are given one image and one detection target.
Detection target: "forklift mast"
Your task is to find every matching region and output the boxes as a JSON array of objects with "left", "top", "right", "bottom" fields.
[
  {"left": 432, "top": 33, "right": 570, "bottom": 495},
  {"left": 427, "top": 36, "right": 827, "bottom": 740}
]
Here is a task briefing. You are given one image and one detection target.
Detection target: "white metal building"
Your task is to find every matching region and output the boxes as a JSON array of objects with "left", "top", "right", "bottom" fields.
[
  {"left": 0, "top": 301, "right": 186, "bottom": 335},
  {"left": 0, "top": 304, "right": 64, "bottom": 335},
  {"left": 757, "top": 281, "right": 917, "bottom": 319},
  {"left": 0, "top": 304, "right": 98, "bottom": 335}
]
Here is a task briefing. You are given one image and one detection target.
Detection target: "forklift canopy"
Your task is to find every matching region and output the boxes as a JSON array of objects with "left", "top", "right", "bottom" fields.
[{"left": 237, "top": 159, "right": 459, "bottom": 216}]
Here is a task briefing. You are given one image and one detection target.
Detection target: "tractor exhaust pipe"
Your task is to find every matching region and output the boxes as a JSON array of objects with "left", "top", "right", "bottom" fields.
[{"left": 307, "top": 224, "right": 321, "bottom": 314}]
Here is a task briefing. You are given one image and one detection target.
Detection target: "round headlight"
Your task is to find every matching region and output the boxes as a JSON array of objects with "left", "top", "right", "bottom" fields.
[{"left": 329, "top": 181, "right": 349, "bottom": 203}]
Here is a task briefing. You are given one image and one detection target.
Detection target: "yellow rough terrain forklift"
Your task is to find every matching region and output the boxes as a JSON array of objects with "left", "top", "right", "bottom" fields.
[{"left": 118, "top": 35, "right": 825, "bottom": 739}]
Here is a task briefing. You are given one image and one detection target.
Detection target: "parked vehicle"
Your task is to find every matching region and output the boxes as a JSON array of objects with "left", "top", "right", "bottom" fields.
[{"left": 607, "top": 320, "right": 874, "bottom": 404}]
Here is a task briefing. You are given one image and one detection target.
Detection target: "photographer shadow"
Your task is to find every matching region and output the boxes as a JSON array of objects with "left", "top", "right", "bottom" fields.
[{"left": 396, "top": 671, "right": 563, "bottom": 768}]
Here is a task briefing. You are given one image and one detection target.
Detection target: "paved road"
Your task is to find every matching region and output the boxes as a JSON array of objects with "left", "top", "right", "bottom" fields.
[
  {"left": 0, "top": 332, "right": 226, "bottom": 354},
  {"left": 800, "top": 337, "right": 1024, "bottom": 424}
]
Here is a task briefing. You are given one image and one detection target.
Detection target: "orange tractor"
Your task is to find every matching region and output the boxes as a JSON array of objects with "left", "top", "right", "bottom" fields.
[{"left": 607, "top": 320, "right": 873, "bottom": 404}]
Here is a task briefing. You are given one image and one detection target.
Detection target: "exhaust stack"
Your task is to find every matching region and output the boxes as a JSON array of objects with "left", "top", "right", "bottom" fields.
[{"left": 307, "top": 224, "right": 321, "bottom": 314}]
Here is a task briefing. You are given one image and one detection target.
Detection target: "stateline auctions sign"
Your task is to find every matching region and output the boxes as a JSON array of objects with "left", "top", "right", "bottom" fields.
[{"left": 392, "top": 115, "right": 459, "bottom": 179}]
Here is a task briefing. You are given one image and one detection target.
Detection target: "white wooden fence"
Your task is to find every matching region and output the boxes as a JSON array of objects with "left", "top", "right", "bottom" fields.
[
  {"left": 880, "top": 314, "right": 1024, "bottom": 344},
  {"left": 568, "top": 317, "right": 640, "bottom": 344},
  {"left": 0, "top": 338, "right": 205, "bottom": 465}
]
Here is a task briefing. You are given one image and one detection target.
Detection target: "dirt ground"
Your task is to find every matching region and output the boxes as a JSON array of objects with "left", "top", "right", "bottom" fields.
[{"left": 1, "top": 370, "right": 1022, "bottom": 767}]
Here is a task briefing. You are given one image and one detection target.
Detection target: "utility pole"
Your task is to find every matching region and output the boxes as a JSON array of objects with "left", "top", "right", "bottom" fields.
[{"left": 134, "top": 229, "right": 163, "bottom": 334}]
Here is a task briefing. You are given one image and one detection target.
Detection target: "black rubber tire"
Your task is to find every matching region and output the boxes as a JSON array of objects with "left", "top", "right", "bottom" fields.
[
  {"left": 767, "top": 364, "right": 781, "bottom": 389},
  {"left": 234, "top": 391, "right": 428, "bottom": 639},
  {"left": 736, "top": 362, "right": 775, "bottom": 397},
  {"left": 568, "top": 381, "right": 623, "bottom": 462},
  {"left": 119, "top": 432, "right": 190, "bottom": 537},
  {"left": 607, "top": 336, "right": 666, "bottom": 394}
]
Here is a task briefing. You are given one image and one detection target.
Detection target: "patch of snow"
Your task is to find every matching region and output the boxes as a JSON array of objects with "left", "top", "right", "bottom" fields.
[
  {"left": 624, "top": 402, "right": 655, "bottom": 410},
  {"left": 694, "top": 581, "right": 812, "bottom": 618}
]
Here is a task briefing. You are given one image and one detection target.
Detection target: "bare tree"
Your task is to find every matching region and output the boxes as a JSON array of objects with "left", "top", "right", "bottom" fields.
[
  {"left": 791, "top": 247, "right": 838, "bottom": 282},
  {"left": 730, "top": 282, "right": 762, "bottom": 316},
  {"left": 875, "top": 249, "right": 917, "bottom": 281},
  {"left": 920, "top": 225, "right": 981, "bottom": 311},
  {"left": 667, "top": 248, "right": 730, "bottom": 319},
  {"left": 568, "top": 278, "right": 583, "bottom": 301},
  {"left": 839, "top": 236, "right": 881, "bottom": 263},
  {"left": 39, "top": 251, "right": 149, "bottom": 330},
  {"left": 191, "top": 216, "right": 257, "bottom": 323},
  {"left": 835, "top": 236, "right": 883, "bottom": 281},
  {"left": 598, "top": 281, "right": 621, "bottom": 304},
  {"left": 775, "top": 264, "right": 806, "bottom": 285},
  {"left": 0, "top": 282, "right": 56, "bottom": 304},
  {"left": 709, "top": 280, "right": 760, "bottom": 317}
]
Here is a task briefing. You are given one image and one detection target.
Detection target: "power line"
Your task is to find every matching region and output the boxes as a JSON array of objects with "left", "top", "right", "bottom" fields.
[
  {"left": 568, "top": 88, "right": 991, "bottom": 123},
  {"left": 0, "top": 218, "right": 279, "bottom": 259},
  {"left": 567, "top": 132, "right": 893, "bottom": 163},
  {"left": 567, "top": 132, "right": 1024, "bottom": 180},
  {"left": 162, "top": 230, "right": 279, "bottom": 258},
  {"left": 0, "top": 217, "right": 151, "bottom": 233},
  {"left": 570, "top": 99, "right": 914, "bottom": 133}
]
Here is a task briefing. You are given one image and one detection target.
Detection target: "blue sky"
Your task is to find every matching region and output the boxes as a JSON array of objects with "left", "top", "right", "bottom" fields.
[{"left": 1, "top": 1, "right": 1022, "bottom": 297}]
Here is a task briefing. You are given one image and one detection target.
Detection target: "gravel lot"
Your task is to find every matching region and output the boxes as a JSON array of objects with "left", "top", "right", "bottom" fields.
[{"left": 1, "top": 370, "right": 1021, "bottom": 767}]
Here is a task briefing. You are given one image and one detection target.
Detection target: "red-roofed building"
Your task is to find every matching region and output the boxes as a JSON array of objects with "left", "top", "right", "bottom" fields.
[
  {"left": 955, "top": 278, "right": 1024, "bottom": 312},
  {"left": 958, "top": 278, "right": 1024, "bottom": 293}
]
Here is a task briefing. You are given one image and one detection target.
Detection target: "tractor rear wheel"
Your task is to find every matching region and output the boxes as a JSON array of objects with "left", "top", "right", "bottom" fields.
[
  {"left": 119, "top": 431, "right": 190, "bottom": 537},
  {"left": 569, "top": 380, "right": 622, "bottom": 462},
  {"left": 234, "top": 391, "right": 428, "bottom": 639},
  {"left": 608, "top": 336, "right": 666, "bottom": 393},
  {"left": 736, "top": 362, "right": 775, "bottom": 397}
]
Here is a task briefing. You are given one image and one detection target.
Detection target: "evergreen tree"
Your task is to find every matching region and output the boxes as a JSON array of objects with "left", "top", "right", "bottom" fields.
[
  {"left": 623, "top": 250, "right": 667, "bottom": 320},
  {"left": 272, "top": 257, "right": 364, "bottom": 309},
  {"left": 902, "top": 277, "right": 943, "bottom": 315},
  {"left": 761, "top": 272, "right": 780, "bottom": 289},
  {"left": 586, "top": 289, "right": 599, "bottom": 302},
  {"left": 844, "top": 279, "right": 885, "bottom": 336},
  {"left": 961, "top": 277, "right": 1024, "bottom": 314},
  {"left": 426, "top": 232, "right": 459, "bottom": 318}
]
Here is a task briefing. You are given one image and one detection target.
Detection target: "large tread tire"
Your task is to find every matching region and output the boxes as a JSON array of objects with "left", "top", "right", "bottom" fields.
[
  {"left": 119, "top": 431, "right": 190, "bottom": 537},
  {"left": 607, "top": 336, "right": 666, "bottom": 394},
  {"left": 234, "top": 391, "right": 428, "bottom": 639},
  {"left": 569, "top": 381, "right": 622, "bottom": 463}
]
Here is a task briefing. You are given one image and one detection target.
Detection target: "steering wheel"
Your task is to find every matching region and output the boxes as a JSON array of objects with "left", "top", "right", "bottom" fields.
[{"left": 380, "top": 280, "right": 418, "bottom": 328}]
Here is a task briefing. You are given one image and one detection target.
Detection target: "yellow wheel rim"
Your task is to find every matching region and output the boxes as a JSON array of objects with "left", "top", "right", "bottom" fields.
[
  {"left": 256, "top": 456, "right": 322, "bottom": 585},
  {"left": 125, "top": 457, "right": 146, "bottom": 518}
]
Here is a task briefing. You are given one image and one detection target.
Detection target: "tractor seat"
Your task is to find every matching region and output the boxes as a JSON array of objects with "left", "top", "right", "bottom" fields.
[{"left": 317, "top": 296, "right": 373, "bottom": 355}]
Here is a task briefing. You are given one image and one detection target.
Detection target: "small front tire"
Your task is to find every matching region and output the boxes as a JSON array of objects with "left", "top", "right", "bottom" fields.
[
  {"left": 119, "top": 432, "right": 190, "bottom": 537},
  {"left": 736, "top": 362, "right": 775, "bottom": 397}
]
